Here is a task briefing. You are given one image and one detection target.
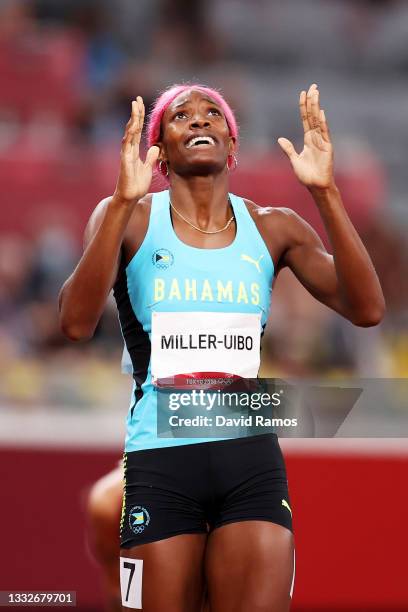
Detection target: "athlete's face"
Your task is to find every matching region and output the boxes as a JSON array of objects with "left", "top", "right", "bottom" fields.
[{"left": 159, "top": 90, "right": 235, "bottom": 177}]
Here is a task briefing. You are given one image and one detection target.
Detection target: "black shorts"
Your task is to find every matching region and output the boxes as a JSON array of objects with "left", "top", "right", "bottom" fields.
[{"left": 120, "top": 433, "right": 293, "bottom": 548}]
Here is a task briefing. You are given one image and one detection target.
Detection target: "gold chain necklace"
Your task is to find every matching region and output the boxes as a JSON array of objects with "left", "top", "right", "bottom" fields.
[{"left": 169, "top": 199, "right": 235, "bottom": 235}]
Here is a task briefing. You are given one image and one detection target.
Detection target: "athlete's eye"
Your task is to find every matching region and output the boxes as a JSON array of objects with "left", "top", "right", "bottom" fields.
[
  {"left": 174, "top": 111, "right": 187, "bottom": 120},
  {"left": 208, "top": 108, "right": 221, "bottom": 116}
]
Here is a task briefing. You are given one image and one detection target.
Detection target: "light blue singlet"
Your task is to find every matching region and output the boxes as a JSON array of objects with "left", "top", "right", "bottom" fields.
[{"left": 114, "top": 190, "right": 274, "bottom": 451}]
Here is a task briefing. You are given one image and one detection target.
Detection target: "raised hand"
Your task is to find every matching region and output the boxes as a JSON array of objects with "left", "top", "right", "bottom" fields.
[
  {"left": 113, "top": 96, "right": 160, "bottom": 205},
  {"left": 278, "top": 84, "right": 334, "bottom": 189}
]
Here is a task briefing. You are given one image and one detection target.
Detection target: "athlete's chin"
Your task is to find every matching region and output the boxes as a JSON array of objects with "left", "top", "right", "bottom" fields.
[{"left": 176, "top": 159, "right": 227, "bottom": 177}]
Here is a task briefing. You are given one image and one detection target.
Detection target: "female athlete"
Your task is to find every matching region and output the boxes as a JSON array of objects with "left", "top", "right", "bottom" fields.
[{"left": 59, "top": 82, "right": 384, "bottom": 612}]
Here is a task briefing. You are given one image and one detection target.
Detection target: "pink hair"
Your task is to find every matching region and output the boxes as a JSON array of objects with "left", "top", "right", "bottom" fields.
[{"left": 146, "top": 83, "right": 239, "bottom": 151}]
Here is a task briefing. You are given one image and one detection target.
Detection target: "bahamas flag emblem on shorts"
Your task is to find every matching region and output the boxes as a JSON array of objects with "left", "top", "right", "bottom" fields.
[
  {"left": 129, "top": 506, "right": 150, "bottom": 535},
  {"left": 132, "top": 512, "right": 145, "bottom": 525}
]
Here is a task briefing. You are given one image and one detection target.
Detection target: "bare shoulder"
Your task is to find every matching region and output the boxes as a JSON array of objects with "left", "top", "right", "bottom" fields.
[
  {"left": 126, "top": 192, "right": 153, "bottom": 228},
  {"left": 242, "top": 197, "right": 318, "bottom": 268},
  {"left": 83, "top": 193, "right": 153, "bottom": 249},
  {"left": 88, "top": 193, "right": 152, "bottom": 223},
  {"left": 123, "top": 193, "right": 153, "bottom": 248},
  {"left": 243, "top": 197, "right": 304, "bottom": 234}
]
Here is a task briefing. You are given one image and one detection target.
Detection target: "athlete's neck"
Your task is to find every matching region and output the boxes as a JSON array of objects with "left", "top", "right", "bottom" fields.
[{"left": 169, "top": 174, "right": 231, "bottom": 229}]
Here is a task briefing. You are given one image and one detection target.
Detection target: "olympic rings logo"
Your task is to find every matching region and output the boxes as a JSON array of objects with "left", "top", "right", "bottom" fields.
[{"left": 129, "top": 505, "right": 151, "bottom": 535}]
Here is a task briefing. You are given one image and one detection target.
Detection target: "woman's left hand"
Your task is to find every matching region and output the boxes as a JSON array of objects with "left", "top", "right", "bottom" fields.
[{"left": 278, "top": 84, "right": 334, "bottom": 190}]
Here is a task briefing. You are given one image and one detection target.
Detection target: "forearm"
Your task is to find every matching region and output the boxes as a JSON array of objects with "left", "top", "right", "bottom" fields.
[
  {"left": 309, "top": 183, "right": 385, "bottom": 325},
  {"left": 59, "top": 197, "right": 133, "bottom": 340}
]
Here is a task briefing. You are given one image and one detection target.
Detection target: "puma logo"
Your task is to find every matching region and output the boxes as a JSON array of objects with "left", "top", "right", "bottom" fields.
[
  {"left": 241, "top": 253, "right": 264, "bottom": 273},
  {"left": 282, "top": 499, "right": 292, "bottom": 517}
]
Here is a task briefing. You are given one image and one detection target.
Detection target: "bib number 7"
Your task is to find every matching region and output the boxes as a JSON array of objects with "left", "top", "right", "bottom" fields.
[{"left": 120, "top": 557, "right": 143, "bottom": 609}]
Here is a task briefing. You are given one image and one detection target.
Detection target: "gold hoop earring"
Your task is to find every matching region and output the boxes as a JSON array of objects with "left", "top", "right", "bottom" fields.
[
  {"left": 158, "top": 160, "right": 169, "bottom": 177},
  {"left": 227, "top": 153, "right": 238, "bottom": 171}
]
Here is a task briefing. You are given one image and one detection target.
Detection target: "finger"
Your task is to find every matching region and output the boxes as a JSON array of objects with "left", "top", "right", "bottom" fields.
[
  {"left": 299, "top": 90, "right": 309, "bottom": 133},
  {"left": 310, "top": 88, "right": 321, "bottom": 131},
  {"left": 319, "top": 109, "right": 331, "bottom": 142},
  {"left": 144, "top": 145, "right": 160, "bottom": 169},
  {"left": 277, "top": 137, "right": 298, "bottom": 161},
  {"left": 122, "top": 101, "right": 138, "bottom": 154},
  {"left": 140, "top": 96, "right": 145, "bottom": 131},
  {"left": 131, "top": 96, "right": 145, "bottom": 147},
  {"left": 306, "top": 83, "right": 318, "bottom": 132},
  {"left": 129, "top": 97, "right": 144, "bottom": 151}
]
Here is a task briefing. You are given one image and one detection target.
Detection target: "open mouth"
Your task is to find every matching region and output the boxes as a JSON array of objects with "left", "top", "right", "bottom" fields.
[{"left": 185, "top": 136, "right": 216, "bottom": 149}]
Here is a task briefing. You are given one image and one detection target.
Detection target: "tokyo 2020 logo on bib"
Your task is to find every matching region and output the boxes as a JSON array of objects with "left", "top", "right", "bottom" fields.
[
  {"left": 152, "top": 249, "right": 174, "bottom": 269},
  {"left": 129, "top": 506, "right": 151, "bottom": 535}
]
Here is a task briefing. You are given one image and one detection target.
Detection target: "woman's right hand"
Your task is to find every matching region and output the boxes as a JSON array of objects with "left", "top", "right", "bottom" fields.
[{"left": 113, "top": 96, "right": 160, "bottom": 205}]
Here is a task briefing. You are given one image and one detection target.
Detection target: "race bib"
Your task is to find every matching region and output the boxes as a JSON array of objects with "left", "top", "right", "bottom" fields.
[{"left": 151, "top": 311, "right": 261, "bottom": 382}]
